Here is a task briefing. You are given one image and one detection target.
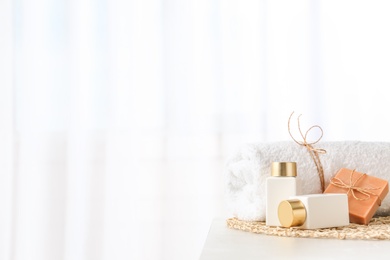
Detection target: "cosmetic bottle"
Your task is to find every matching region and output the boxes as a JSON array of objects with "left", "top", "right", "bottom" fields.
[
  {"left": 266, "top": 162, "right": 297, "bottom": 226},
  {"left": 278, "top": 194, "right": 349, "bottom": 229}
]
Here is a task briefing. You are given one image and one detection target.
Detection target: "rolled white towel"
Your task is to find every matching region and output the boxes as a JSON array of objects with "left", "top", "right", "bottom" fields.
[{"left": 226, "top": 141, "right": 390, "bottom": 221}]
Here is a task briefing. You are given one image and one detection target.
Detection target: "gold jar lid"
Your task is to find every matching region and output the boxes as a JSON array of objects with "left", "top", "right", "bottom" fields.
[
  {"left": 278, "top": 199, "right": 306, "bottom": 227},
  {"left": 271, "top": 162, "right": 297, "bottom": 177}
]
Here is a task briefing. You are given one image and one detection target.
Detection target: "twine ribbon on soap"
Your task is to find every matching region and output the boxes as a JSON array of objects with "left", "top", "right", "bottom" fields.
[
  {"left": 288, "top": 112, "right": 327, "bottom": 192},
  {"left": 330, "top": 169, "right": 381, "bottom": 205}
]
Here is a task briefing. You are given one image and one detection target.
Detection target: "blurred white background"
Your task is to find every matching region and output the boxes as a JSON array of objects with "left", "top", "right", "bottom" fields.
[{"left": 1, "top": 0, "right": 390, "bottom": 259}]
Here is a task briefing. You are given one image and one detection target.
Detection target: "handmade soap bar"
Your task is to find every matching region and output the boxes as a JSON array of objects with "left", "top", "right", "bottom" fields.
[{"left": 324, "top": 168, "right": 389, "bottom": 225}]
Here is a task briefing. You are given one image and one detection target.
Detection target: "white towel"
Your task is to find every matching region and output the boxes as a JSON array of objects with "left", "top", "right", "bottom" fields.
[{"left": 226, "top": 141, "right": 390, "bottom": 221}]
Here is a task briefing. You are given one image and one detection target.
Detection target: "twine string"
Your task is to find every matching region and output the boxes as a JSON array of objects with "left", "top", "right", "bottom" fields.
[
  {"left": 330, "top": 169, "right": 381, "bottom": 205},
  {"left": 288, "top": 112, "right": 327, "bottom": 192}
]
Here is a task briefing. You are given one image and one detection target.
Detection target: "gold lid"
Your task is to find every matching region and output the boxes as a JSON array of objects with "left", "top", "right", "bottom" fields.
[
  {"left": 271, "top": 162, "right": 297, "bottom": 177},
  {"left": 278, "top": 199, "right": 306, "bottom": 227}
]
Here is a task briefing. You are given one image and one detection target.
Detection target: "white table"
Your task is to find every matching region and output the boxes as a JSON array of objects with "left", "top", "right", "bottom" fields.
[{"left": 200, "top": 219, "right": 390, "bottom": 260}]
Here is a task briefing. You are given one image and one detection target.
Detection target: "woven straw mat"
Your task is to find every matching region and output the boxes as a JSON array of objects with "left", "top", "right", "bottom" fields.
[{"left": 226, "top": 216, "right": 390, "bottom": 240}]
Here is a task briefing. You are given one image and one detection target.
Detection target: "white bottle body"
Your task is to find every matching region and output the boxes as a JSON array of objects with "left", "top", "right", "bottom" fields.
[
  {"left": 266, "top": 177, "right": 297, "bottom": 226},
  {"left": 289, "top": 194, "right": 349, "bottom": 229}
]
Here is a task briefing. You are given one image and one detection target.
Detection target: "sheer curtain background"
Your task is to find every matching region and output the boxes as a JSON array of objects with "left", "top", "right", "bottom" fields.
[{"left": 1, "top": 0, "right": 390, "bottom": 259}]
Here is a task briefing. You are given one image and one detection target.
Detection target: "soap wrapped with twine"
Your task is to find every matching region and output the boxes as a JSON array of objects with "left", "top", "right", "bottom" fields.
[
  {"left": 324, "top": 168, "right": 389, "bottom": 224},
  {"left": 330, "top": 169, "right": 381, "bottom": 205},
  {"left": 288, "top": 112, "right": 327, "bottom": 192}
]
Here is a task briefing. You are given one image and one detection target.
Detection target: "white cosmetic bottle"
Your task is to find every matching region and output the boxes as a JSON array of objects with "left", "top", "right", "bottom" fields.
[
  {"left": 266, "top": 162, "right": 297, "bottom": 226},
  {"left": 278, "top": 194, "right": 349, "bottom": 229}
]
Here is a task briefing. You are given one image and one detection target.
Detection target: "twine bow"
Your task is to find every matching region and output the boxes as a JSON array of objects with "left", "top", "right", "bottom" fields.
[
  {"left": 288, "top": 112, "right": 327, "bottom": 192},
  {"left": 330, "top": 169, "right": 381, "bottom": 205}
]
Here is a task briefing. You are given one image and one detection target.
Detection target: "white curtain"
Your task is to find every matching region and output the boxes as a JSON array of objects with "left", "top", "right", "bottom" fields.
[{"left": 2, "top": 0, "right": 390, "bottom": 259}]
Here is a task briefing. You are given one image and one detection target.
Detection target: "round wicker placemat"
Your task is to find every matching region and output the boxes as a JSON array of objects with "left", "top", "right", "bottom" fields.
[{"left": 227, "top": 216, "right": 390, "bottom": 240}]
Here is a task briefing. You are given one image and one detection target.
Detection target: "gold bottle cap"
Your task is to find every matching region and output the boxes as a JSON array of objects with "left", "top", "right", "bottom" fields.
[
  {"left": 278, "top": 199, "right": 306, "bottom": 227},
  {"left": 271, "top": 162, "right": 297, "bottom": 177}
]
